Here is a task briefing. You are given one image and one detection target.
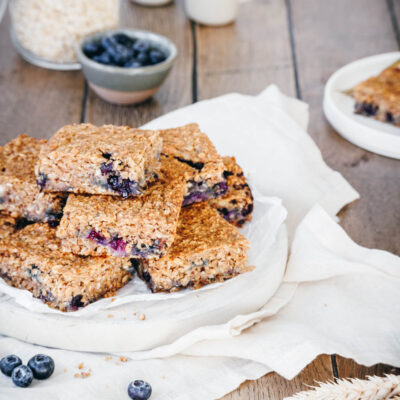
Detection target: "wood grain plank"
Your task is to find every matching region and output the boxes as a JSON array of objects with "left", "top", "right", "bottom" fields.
[
  {"left": 84, "top": 0, "right": 192, "bottom": 127},
  {"left": 196, "top": 0, "right": 296, "bottom": 99},
  {"left": 0, "top": 16, "right": 84, "bottom": 143},
  {"left": 222, "top": 355, "right": 333, "bottom": 400},
  {"left": 290, "top": 0, "right": 400, "bottom": 255},
  {"left": 389, "top": 0, "right": 400, "bottom": 47},
  {"left": 335, "top": 355, "right": 400, "bottom": 380}
]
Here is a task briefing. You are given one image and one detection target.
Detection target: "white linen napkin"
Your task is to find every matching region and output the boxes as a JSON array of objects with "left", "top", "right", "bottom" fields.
[
  {"left": 2, "top": 86, "right": 397, "bottom": 400},
  {"left": 143, "top": 85, "right": 359, "bottom": 238}
]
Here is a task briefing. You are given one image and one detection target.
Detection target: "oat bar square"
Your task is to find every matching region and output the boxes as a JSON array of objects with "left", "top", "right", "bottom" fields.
[
  {"left": 57, "top": 158, "right": 186, "bottom": 259},
  {"left": 136, "top": 203, "right": 251, "bottom": 292},
  {"left": 0, "top": 135, "right": 66, "bottom": 225},
  {"left": 36, "top": 123, "right": 162, "bottom": 197},
  {"left": 159, "top": 124, "right": 227, "bottom": 206},
  {"left": 0, "top": 224, "right": 134, "bottom": 311},
  {"left": 351, "top": 60, "right": 400, "bottom": 125},
  {"left": 208, "top": 156, "right": 253, "bottom": 227}
]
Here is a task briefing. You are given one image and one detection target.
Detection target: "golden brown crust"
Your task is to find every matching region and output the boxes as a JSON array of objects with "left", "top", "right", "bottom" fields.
[
  {"left": 0, "top": 135, "right": 66, "bottom": 222},
  {"left": 137, "top": 203, "right": 251, "bottom": 292},
  {"left": 351, "top": 60, "right": 400, "bottom": 124},
  {"left": 0, "top": 214, "right": 17, "bottom": 240},
  {"left": 57, "top": 161, "right": 186, "bottom": 258},
  {"left": 35, "top": 123, "right": 162, "bottom": 194},
  {"left": 0, "top": 224, "right": 133, "bottom": 311},
  {"left": 208, "top": 156, "right": 253, "bottom": 227}
]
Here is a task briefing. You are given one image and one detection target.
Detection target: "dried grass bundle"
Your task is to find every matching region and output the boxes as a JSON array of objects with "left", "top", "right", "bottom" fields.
[{"left": 285, "top": 374, "right": 400, "bottom": 400}]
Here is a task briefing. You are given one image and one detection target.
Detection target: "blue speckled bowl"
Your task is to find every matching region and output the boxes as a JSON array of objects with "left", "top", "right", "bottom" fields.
[{"left": 77, "top": 28, "right": 177, "bottom": 105}]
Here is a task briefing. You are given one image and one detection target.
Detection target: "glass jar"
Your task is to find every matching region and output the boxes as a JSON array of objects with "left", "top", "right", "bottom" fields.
[{"left": 9, "top": 0, "right": 120, "bottom": 70}]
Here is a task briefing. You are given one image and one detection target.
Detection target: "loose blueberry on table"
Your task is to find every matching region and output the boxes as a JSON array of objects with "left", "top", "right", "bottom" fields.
[
  {"left": 0, "top": 354, "right": 22, "bottom": 376},
  {"left": 28, "top": 354, "right": 55, "bottom": 380},
  {"left": 83, "top": 33, "right": 167, "bottom": 68},
  {"left": 128, "top": 380, "right": 152, "bottom": 400},
  {"left": 11, "top": 365, "right": 34, "bottom": 388}
]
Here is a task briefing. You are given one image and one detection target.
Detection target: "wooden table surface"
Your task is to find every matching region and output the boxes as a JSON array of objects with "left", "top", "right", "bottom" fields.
[{"left": 1, "top": 0, "right": 399, "bottom": 398}]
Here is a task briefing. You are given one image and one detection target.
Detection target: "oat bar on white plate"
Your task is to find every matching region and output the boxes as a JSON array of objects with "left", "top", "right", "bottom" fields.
[
  {"left": 0, "top": 223, "right": 134, "bottom": 311},
  {"left": 136, "top": 202, "right": 252, "bottom": 292}
]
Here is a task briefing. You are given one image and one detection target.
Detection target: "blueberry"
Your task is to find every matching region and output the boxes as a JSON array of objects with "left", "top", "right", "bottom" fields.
[
  {"left": 93, "top": 52, "right": 113, "bottom": 65},
  {"left": 0, "top": 354, "right": 22, "bottom": 377},
  {"left": 149, "top": 50, "right": 166, "bottom": 65},
  {"left": 36, "top": 172, "right": 48, "bottom": 190},
  {"left": 83, "top": 42, "right": 103, "bottom": 58},
  {"left": 128, "top": 380, "right": 152, "bottom": 400},
  {"left": 11, "top": 365, "right": 33, "bottom": 388},
  {"left": 386, "top": 112, "right": 394, "bottom": 123},
  {"left": 100, "top": 36, "right": 117, "bottom": 51},
  {"left": 109, "top": 237, "right": 126, "bottom": 253},
  {"left": 27, "top": 354, "right": 55, "bottom": 380},
  {"left": 110, "top": 44, "right": 134, "bottom": 66},
  {"left": 100, "top": 161, "right": 114, "bottom": 175},
  {"left": 136, "top": 51, "right": 149, "bottom": 65},
  {"left": 125, "top": 60, "right": 143, "bottom": 68},
  {"left": 133, "top": 40, "right": 150, "bottom": 54},
  {"left": 113, "top": 33, "right": 134, "bottom": 47},
  {"left": 87, "top": 229, "right": 106, "bottom": 245}
]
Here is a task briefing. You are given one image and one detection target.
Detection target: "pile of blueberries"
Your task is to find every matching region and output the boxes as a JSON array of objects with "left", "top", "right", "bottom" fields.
[
  {"left": 83, "top": 32, "right": 167, "bottom": 68},
  {"left": 0, "top": 353, "right": 54, "bottom": 388}
]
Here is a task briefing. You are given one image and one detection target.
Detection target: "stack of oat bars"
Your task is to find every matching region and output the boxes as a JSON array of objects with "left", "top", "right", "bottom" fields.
[{"left": 0, "top": 123, "right": 254, "bottom": 311}]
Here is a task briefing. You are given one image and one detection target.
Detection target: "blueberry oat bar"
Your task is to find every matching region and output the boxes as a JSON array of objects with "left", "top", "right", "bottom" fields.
[
  {"left": 0, "top": 224, "right": 134, "bottom": 311},
  {"left": 135, "top": 203, "right": 251, "bottom": 292},
  {"left": 160, "top": 124, "right": 227, "bottom": 206},
  {"left": 351, "top": 60, "right": 400, "bottom": 125},
  {"left": 0, "top": 135, "right": 66, "bottom": 225},
  {"left": 208, "top": 157, "right": 253, "bottom": 227},
  {"left": 36, "top": 123, "right": 162, "bottom": 198},
  {"left": 57, "top": 159, "right": 186, "bottom": 258}
]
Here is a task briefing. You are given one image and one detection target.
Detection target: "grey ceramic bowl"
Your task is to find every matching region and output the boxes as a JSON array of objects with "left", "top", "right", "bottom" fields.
[{"left": 77, "top": 28, "right": 177, "bottom": 105}]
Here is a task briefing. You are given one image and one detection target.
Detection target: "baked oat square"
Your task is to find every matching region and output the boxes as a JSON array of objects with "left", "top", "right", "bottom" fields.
[
  {"left": 57, "top": 157, "right": 186, "bottom": 259},
  {"left": 208, "top": 156, "right": 253, "bottom": 227},
  {"left": 0, "top": 135, "right": 67, "bottom": 225},
  {"left": 351, "top": 60, "right": 400, "bottom": 125},
  {"left": 0, "top": 223, "right": 134, "bottom": 311},
  {"left": 35, "top": 123, "right": 162, "bottom": 197},
  {"left": 159, "top": 124, "right": 227, "bottom": 205},
  {"left": 135, "top": 202, "right": 251, "bottom": 292}
]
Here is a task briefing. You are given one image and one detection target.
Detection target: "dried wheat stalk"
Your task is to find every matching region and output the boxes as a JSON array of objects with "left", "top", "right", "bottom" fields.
[{"left": 285, "top": 374, "right": 400, "bottom": 400}]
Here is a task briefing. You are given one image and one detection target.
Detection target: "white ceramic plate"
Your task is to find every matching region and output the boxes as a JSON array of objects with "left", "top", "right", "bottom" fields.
[
  {"left": 0, "top": 226, "right": 288, "bottom": 353},
  {"left": 323, "top": 52, "right": 400, "bottom": 159}
]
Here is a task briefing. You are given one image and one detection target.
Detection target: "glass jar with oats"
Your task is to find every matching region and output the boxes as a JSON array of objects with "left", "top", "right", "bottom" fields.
[{"left": 9, "top": 0, "right": 120, "bottom": 70}]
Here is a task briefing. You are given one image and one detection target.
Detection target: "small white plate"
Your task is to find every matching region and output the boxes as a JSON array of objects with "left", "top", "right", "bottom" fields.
[{"left": 323, "top": 52, "right": 400, "bottom": 159}]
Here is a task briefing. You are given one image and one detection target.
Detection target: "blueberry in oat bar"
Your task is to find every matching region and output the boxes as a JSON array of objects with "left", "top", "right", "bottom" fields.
[
  {"left": 350, "top": 60, "right": 400, "bottom": 126},
  {"left": 159, "top": 124, "right": 227, "bottom": 206},
  {"left": 208, "top": 156, "right": 253, "bottom": 227},
  {"left": 35, "top": 123, "right": 162, "bottom": 197},
  {"left": 136, "top": 203, "right": 251, "bottom": 292},
  {"left": 0, "top": 223, "right": 134, "bottom": 311},
  {"left": 0, "top": 135, "right": 67, "bottom": 225},
  {"left": 57, "top": 159, "right": 186, "bottom": 258}
]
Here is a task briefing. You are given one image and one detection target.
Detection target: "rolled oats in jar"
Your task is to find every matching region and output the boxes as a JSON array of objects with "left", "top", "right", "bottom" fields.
[{"left": 9, "top": 0, "right": 120, "bottom": 68}]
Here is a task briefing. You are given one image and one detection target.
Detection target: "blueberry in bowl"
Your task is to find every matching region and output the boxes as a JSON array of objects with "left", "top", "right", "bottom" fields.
[{"left": 77, "top": 29, "right": 177, "bottom": 105}]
